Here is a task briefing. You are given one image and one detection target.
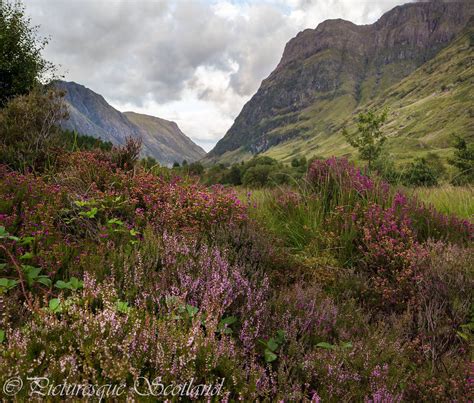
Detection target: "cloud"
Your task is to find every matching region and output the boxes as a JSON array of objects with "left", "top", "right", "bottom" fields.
[{"left": 23, "top": 0, "right": 410, "bottom": 150}]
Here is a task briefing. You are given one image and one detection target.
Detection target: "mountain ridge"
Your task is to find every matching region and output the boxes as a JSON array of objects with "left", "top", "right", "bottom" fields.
[
  {"left": 56, "top": 81, "right": 206, "bottom": 165},
  {"left": 208, "top": 0, "right": 473, "bottom": 163}
]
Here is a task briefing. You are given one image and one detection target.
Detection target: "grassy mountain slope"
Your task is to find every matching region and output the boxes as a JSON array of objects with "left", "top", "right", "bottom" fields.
[
  {"left": 57, "top": 81, "right": 205, "bottom": 165},
  {"left": 124, "top": 112, "right": 205, "bottom": 165},
  {"left": 207, "top": 1, "right": 473, "bottom": 165},
  {"left": 263, "top": 20, "right": 474, "bottom": 165}
]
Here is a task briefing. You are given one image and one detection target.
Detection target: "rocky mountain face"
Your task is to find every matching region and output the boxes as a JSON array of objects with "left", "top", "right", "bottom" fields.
[
  {"left": 56, "top": 81, "right": 205, "bottom": 165},
  {"left": 209, "top": 1, "right": 473, "bottom": 161}
]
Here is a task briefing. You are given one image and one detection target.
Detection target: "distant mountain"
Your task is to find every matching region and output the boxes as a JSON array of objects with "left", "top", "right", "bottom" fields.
[
  {"left": 56, "top": 81, "right": 205, "bottom": 165},
  {"left": 208, "top": 1, "right": 473, "bottom": 164}
]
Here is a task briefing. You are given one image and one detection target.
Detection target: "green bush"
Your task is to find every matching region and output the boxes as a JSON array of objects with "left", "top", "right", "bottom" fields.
[
  {"left": 242, "top": 164, "right": 273, "bottom": 187},
  {"left": 449, "top": 135, "right": 474, "bottom": 185},
  {"left": 402, "top": 158, "right": 439, "bottom": 187},
  {"left": 0, "top": 88, "right": 68, "bottom": 172}
]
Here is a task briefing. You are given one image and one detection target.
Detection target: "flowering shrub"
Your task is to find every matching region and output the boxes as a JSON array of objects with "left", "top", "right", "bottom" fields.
[{"left": 0, "top": 154, "right": 472, "bottom": 400}]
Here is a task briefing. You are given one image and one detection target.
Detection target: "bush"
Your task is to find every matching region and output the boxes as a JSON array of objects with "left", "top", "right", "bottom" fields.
[
  {"left": 449, "top": 135, "right": 474, "bottom": 185},
  {"left": 242, "top": 164, "right": 273, "bottom": 187},
  {"left": 0, "top": 88, "right": 68, "bottom": 172},
  {"left": 402, "top": 158, "right": 439, "bottom": 187}
]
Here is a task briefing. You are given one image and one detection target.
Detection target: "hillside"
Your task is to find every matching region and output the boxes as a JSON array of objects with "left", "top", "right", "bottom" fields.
[
  {"left": 124, "top": 111, "right": 205, "bottom": 164},
  {"left": 207, "top": 1, "right": 473, "bottom": 164},
  {"left": 56, "top": 81, "right": 206, "bottom": 165}
]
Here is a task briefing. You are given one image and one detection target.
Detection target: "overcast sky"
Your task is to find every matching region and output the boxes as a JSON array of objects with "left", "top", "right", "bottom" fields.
[{"left": 24, "top": 0, "right": 411, "bottom": 151}]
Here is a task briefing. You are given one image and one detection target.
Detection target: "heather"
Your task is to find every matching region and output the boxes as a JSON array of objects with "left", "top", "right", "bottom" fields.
[
  {"left": 0, "top": 148, "right": 472, "bottom": 400},
  {"left": 0, "top": 6, "right": 473, "bottom": 399}
]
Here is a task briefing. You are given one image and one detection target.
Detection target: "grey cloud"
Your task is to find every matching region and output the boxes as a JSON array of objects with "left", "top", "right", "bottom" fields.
[{"left": 22, "top": 0, "right": 410, "bottom": 147}]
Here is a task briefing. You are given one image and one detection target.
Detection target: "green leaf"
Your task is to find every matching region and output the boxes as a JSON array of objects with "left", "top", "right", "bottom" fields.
[
  {"left": 20, "top": 252, "right": 34, "bottom": 260},
  {"left": 116, "top": 300, "right": 130, "bottom": 314},
  {"left": 0, "top": 278, "right": 18, "bottom": 292},
  {"left": 36, "top": 276, "right": 52, "bottom": 287},
  {"left": 19, "top": 237, "right": 35, "bottom": 246},
  {"left": 267, "top": 338, "right": 279, "bottom": 352},
  {"left": 0, "top": 263, "right": 7, "bottom": 270},
  {"left": 55, "top": 280, "right": 69, "bottom": 289},
  {"left": 0, "top": 227, "right": 20, "bottom": 242},
  {"left": 341, "top": 342, "right": 353, "bottom": 349},
  {"left": 316, "top": 342, "right": 336, "bottom": 350},
  {"left": 275, "top": 330, "right": 285, "bottom": 344},
  {"left": 69, "top": 277, "right": 83, "bottom": 290},
  {"left": 74, "top": 200, "right": 88, "bottom": 207},
  {"left": 130, "top": 229, "right": 140, "bottom": 237},
  {"left": 0, "top": 329, "right": 5, "bottom": 343},
  {"left": 49, "top": 298, "right": 62, "bottom": 313},
  {"left": 220, "top": 316, "right": 237, "bottom": 326},
  {"left": 79, "top": 207, "right": 98, "bottom": 219},
  {"left": 264, "top": 349, "right": 277, "bottom": 363},
  {"left": 22, "top": 265, "right": 42, "bottom": 287},
  {"left": 456, "top": 331, "right": 469, "bottom": 341},
  {"left": 107, "top": 218, "right": 124, "bottom": 226},
  {"left": 186, "top": 304, "right": 198, "bottom": 317}
]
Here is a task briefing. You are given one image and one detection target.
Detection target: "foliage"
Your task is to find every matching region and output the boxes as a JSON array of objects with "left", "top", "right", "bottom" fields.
[
  {"left": 0, "top": 1, "right": 55, "bottom": 106},
  {"left": 0, "top": 88, "right": 68, "bottom": 172},
  {"left": 449, "top": 135, "right": 474, "bottom": 185},
  {"left": 402, "top": 157, "right": 440, "bottom": 187},
  {"left": 0, "top": 139, "right": 472, "bottom": 401},
  {"left": 343, "top": 108, "right": 388, "bottom": 169}
]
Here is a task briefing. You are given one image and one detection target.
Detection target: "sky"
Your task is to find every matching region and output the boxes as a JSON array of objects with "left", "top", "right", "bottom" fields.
[{"left": 23, "top": 0, "right": 412, "bottom": 151}]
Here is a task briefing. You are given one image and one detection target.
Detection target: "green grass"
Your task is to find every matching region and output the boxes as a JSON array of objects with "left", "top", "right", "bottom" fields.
[
  {"left": 239, "top": 186, "right": 325, "bottom": 252},
  {"left": 410, "top": 185, "right": 474, "bottom": 219}
]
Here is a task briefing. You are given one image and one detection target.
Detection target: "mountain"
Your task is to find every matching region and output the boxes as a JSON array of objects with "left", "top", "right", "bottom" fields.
[
  {"left": 208, "top": 1, "right": 474, "bottom": 164},
  {"left": 56, "top": 81, "right": 206, "bottom": 165},
  {"left": 123, "top": 112, "right": 205, "bottom": 164}
]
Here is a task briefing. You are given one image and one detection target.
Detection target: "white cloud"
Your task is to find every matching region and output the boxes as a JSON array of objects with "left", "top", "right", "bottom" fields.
[{"left": 23, "top": 0, "right": 410, "bottom": 150}]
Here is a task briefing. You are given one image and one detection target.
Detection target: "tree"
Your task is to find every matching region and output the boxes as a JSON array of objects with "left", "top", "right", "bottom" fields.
[
  {"left": 0, "top": 2, "right": 54, "bottom": 106},
  {"left": 188, "top": 161, "right": 204, "bottom": 175},
  {"left": 448, "top": 135, "right": 474, "bottom": 185},
  {"left": 242, "top": 165, "right": 272, "bottom": 188},
  {"left": 223, "top": 165, "right": 242, "bottom": 185},
  {"left": 343, "top": 108, "right": 388, "bottom": 170}
]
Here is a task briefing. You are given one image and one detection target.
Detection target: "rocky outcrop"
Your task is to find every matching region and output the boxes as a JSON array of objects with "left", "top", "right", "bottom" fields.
[{"left": 210, "top": 1, "right": 473, "bottom": 157}]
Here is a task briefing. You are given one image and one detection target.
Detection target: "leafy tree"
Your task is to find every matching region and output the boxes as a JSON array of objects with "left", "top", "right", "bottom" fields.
[
  {"left": 0, "top": 2, "right": 54, "bottom": 106},
  {"left": 343, "top": 109, "right": 388, "bottom": 170},
  {"left": 188, "top": 161, "right": 204, "bottom": 175},
  {"left": 448, "top": 135, "right": 474, "bottom": 185},
  {"left": 242, "top": 165, "right": 272, "bottom": 187},
  {"left": 172, "top": 161, "right": 180, "bottom": 168},
  {"left": 223, "top": 164, "right": 242, "bottom": 185}
]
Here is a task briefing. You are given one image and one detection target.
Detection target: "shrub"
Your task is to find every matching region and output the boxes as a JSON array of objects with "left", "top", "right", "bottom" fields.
[
  {"left": 242, "top": 164, "right": 273, "bottom": 188},
  {"left": 449, "top": 135, "right": 474, "bottom": 185},
  {"left": 402, "top": 158, "right": 439, "bottom": 187},
  {"left": 0, "top": 88, "right": 68, "bottom": 172}
]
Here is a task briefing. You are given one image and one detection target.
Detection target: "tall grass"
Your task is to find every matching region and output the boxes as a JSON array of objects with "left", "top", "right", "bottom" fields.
[{"left": 411, "top": 185, "right": 474, "bottom": 219}]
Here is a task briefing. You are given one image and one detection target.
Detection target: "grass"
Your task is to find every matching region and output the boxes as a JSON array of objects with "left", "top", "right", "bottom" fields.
[
  {"left": 411, "top": 184, "right": 474, "bottom": 219},
  {"left": 239, "top": 186, "right": 325, "bottom": 252}
]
